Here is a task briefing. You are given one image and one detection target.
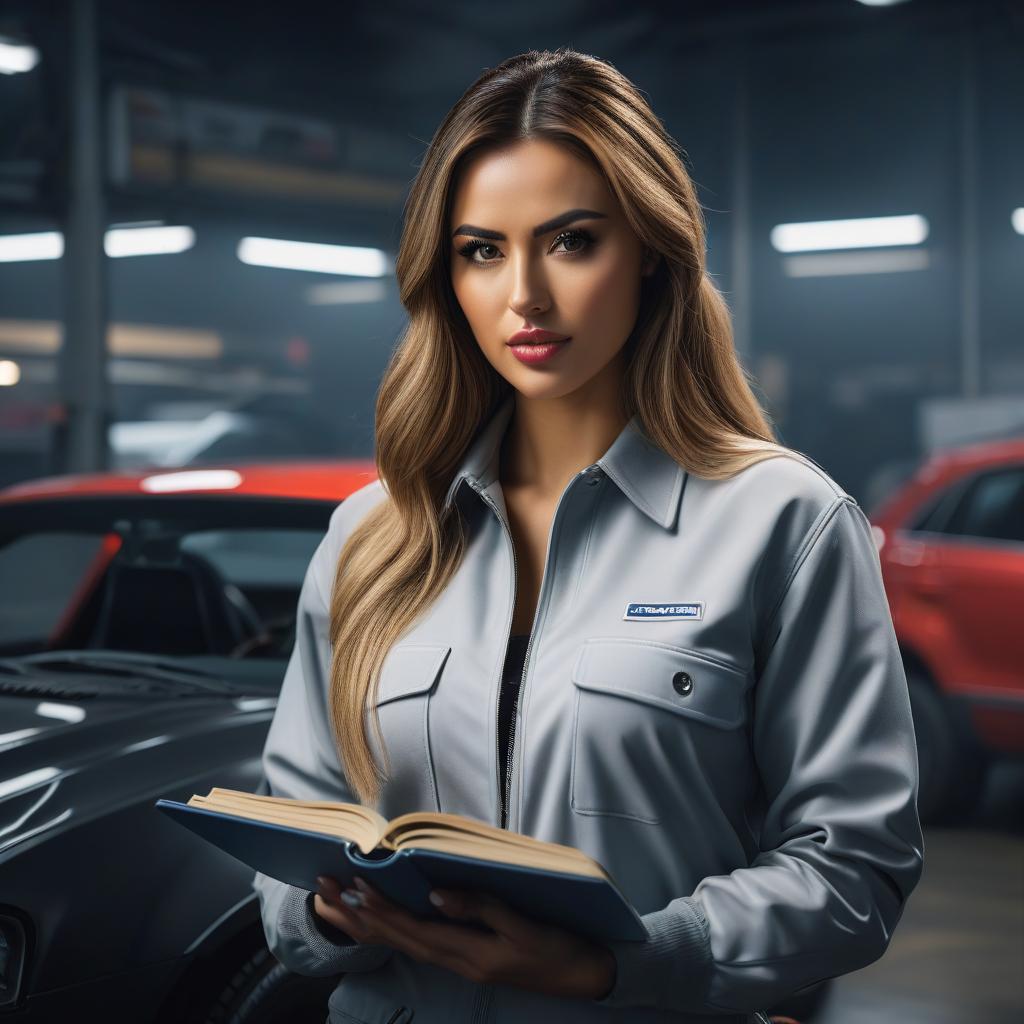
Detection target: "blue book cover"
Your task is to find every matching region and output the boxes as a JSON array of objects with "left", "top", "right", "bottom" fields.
[{"left": 154, "top": 797, "right": 646, "bottom": 943}]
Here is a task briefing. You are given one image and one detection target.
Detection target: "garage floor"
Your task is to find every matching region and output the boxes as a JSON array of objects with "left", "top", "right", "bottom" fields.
[{"left": 816, "top": 761, "right": 1024, "bottom": 1024}]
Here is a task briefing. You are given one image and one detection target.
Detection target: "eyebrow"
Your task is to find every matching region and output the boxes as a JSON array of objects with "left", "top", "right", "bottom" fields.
[{"left": 451, "top": 208, "right": 609, "bottom": 241}]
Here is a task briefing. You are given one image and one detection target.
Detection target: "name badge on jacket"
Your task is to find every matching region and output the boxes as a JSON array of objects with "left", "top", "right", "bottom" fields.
[{"left": 622, "top": 602, "right": 704, "bottom": 621}]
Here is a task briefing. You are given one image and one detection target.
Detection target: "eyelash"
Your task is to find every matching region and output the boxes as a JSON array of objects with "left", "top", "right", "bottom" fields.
[{"left": 456, "top": 227, "right": 596, "bottom": 265}]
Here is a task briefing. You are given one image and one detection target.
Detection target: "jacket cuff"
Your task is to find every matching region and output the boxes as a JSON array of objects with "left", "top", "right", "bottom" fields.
[
  {"left": 274, "top": 885, "right": 394, "bottom": 976},
  {"left": 591, "top": 896, "right": 713, "bottom": 1010}
]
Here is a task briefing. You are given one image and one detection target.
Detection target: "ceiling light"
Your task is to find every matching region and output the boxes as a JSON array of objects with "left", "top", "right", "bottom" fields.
[
  {"left": 0, "top": 36, "right": 40, "bottom": 75},
  {"left": 770, "top": 214, "right": 928, "bottom": 253},
  {"left": 104, "top": 225, "right": 195, "bottom": 257},
  {"left": 0, "top": 226, "right": 195, "bottom": 262},
  {"left": 0, "top": 231, "right": 63, "bottom": 262},
  {"left": 237, "top": 236, "right": 390, "bottom": 276}
]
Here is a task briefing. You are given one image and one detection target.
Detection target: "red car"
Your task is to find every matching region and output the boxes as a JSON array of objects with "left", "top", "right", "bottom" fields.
[{"left": 870, "top": 438, "right": 1024, "bottom": 823}]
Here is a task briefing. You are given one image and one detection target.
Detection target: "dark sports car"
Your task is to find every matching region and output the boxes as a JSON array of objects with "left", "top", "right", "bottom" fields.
[{"left": 0, "top": 461, "right": 376, "bottom": 1022}]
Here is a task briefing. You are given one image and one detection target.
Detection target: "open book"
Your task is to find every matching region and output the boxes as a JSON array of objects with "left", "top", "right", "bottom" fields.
[{"left": 155, "top": 787, "right": 647, "bottom": 942}]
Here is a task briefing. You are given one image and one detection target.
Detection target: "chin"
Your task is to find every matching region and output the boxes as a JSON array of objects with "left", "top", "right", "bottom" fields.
[{"left": 508, "top": 373, "right": 591, "bottom": 402}]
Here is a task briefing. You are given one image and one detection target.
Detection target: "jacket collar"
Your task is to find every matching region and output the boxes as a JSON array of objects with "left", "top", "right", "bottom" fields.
[{"left": 441, "top": 392, "right": 687, "bottom": 531}]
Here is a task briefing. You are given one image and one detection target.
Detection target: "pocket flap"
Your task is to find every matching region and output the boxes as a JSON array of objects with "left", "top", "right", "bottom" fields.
[
  {"left": 571, "top": 638, "right": 748, "bottom": 729},
  {"left": 374, "top": 644, "right": 452, "bottom": 706}
]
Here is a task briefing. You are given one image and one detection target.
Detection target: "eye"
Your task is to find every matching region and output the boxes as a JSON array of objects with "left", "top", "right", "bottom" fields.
[
  {"left": 456, "top": 239, "right": 501, "bottom": 264},
  {"left": 551, "top": 227, "right": 595, "bottom": 255},
  {"left": 455, "top": 227, "right": 597, "bottom": 266}
]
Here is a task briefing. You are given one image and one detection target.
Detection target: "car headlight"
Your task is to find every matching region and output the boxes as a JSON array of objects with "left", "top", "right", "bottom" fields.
[{"left": 0, "top": 915, "right": 27, "bottom": 1008}]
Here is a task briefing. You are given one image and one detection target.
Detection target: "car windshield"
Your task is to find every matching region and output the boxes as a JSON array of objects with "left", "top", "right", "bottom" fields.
[{"left": 0, "top": 495, "right": 332, "bottom": 670}]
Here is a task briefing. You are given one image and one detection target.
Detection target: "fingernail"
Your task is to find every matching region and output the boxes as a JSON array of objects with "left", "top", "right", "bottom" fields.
[
  {"left": 341, "top": 890, "right": 364, "bottom": 908},
  {"left": 428, "top": 890, "right": 445, "bottom": 907},
  {"left": 353, "top": 876, "right": 370, "bottom": 893}
]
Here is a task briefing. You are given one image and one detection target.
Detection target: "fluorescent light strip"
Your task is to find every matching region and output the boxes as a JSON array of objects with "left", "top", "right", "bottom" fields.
[
  {"left": 238, "top": 236, "right": 389, "bottom": 277},
  {"left": 0, "top": 38, "right": 40, "bottom": 75},
  {"left": 104, "top": 225, "right": 195, "bottom": 257},
  {"left": 0, "top": 226, "right": 195, "bottom": 261},
  {"left": 771, "top": 214, "right": 928, "bottom": 253},
  {"left": 783, "top": 248, "right": 930, "bottom": 277},
  {"left": 0, "top": 360, "right": 20, "bottom": 386},
  {"left": 0, "top": 231, "right": 63, "bottom": 262}
]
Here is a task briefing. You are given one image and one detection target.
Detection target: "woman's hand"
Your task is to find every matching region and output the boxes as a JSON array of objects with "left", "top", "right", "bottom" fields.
[{"left": 314, "top": 874, "right": 617, "bottom": 1001}]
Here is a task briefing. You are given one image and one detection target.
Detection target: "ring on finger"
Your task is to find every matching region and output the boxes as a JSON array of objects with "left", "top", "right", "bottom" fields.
[{"left": 340, "top": 888, "right": 365, "bottom": 909}]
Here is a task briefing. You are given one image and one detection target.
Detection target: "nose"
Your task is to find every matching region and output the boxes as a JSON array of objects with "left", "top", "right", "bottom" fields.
[{"left": 508, "top": 252, "right": 551, "bottom": 318}]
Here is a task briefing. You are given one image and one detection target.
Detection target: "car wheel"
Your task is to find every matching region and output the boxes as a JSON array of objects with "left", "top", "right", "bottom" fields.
[
  {"left": 202, "top": 945, "right": 337, "bottom": 1024},
  {"left": 906, "top": 672, "right": 988, "bottom": 824}
]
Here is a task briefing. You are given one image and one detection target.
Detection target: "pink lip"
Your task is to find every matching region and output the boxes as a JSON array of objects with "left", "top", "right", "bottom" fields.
[
  {"left": 508, "top": 339, "right": 570, "bottom": 365},
  {"left": 507, "top": 328, "right": 571, "bottom": 344}
]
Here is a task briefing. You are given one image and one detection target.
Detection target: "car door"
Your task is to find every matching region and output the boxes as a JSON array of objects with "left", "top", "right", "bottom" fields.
[
  {"left": 910, "top": 464, "right": 1024, "bottom": 754},
  {"left": 932, "top": 465, "right": 1024, "bottom": 685}
]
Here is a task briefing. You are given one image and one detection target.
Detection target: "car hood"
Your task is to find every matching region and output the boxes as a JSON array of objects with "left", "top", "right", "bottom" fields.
[{"left": 0, "top": 675, "right": 278, "bottom": 857}]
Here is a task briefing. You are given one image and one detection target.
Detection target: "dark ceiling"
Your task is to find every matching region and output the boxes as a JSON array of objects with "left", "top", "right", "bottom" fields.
[{"left": 0, "top": 0, "right": 1003, "bottom": 226}]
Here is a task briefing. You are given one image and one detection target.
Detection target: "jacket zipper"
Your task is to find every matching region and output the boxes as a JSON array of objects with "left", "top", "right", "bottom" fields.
[
  {"left": 502, "top": 670, "right": 521, "bottom": 829},
  {"left": 476, "top": 465, "right": 598, "bottom": 832},
  {"left": 470, "top": 465, "right": 600, "bottom": 1024},
  {"left": 475, "top": 485, "right": 521, "bottom": 831}
]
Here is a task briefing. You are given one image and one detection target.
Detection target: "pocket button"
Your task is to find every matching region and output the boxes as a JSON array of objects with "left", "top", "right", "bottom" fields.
[{"left": 672, "top": 670, "right": 693, "bottom": 696}]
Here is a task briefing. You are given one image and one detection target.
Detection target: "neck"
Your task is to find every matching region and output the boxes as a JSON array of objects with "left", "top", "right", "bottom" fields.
[{"left": 499, "top": 373, "right": 628, "bottom": 500}]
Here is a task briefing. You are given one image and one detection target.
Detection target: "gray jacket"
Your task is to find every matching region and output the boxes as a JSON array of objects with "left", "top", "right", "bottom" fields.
[{"left": 253, "top": 393, "right": 925, "bottom": 1024}]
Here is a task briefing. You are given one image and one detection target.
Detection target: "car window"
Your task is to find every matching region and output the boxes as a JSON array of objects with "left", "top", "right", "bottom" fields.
[
  {"left": 941, "top": 466, "right": 1024, "bottom": 543},
  {"left": 908, "top": 477, "right": 969, "bottom": 533},
  {"left": 181, "top": 529, "right": 321, "bottom": 587},
  {"left": 0, "top": 533, "right": 108, "bottom": 647},
  {"left": 0, "top": 523, "right": 324, "bottom": 657},
  {"left": 909, "top": 489, "right": 951, "bottom": 532}
]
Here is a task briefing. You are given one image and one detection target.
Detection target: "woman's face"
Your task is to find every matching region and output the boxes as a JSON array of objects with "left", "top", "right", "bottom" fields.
[{"left": 449, "top": 138, "right": 655, "bottom": 402}]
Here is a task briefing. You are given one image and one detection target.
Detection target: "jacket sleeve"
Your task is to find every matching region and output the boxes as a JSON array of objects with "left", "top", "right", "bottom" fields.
[
  {"left": 252, "top": 502, "right": 394, "bottom": 977},
  {"left": 592, "top": 495, "right": 925, "bottom": 1014}
]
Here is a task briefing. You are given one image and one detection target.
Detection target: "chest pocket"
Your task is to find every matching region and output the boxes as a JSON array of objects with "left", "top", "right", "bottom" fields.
[
  {"left": 569, "top": 637, "right": 750, "bottom": 825},
  {"left": 370, "top": 643, "right": 451, "bottom": 815}
]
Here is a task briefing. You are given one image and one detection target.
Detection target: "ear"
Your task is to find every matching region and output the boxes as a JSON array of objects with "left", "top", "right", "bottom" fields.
[{"left": 641, "top": 248, "right": 659, "bottom": 277}]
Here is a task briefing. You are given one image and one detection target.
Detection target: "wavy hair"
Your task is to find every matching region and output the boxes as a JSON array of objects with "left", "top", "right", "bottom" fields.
[{"left": 328, "top": 47, "right": 788, "bottom": 806}]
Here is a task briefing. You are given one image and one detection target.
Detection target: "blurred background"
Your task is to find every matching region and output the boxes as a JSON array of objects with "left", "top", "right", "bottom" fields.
[
  {"left": 1, "top": 0, "right": 1022, "bottom": 498},
  {"left": 0, "top": 1, "right": 1020, "bottom": 1023}
]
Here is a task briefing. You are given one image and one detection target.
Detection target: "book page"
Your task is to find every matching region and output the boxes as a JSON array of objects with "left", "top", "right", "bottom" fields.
[
  {"left": 389, "top": 828, "right": 608, "bottom": 879},
  {"left": 191, "top": 789, "right": 610, "bottom": 879},
  {"left": 192, "top": 790, "right": 387, "bottom": 854},
  {"left": 383, "top": 810, "right": 592, "bottom": 860},
  {"left": 205, "top": 787, "right": 390, "bottom": 837},
  {"left": 382, "top": 813, "right": 607, "bottom": 879}
]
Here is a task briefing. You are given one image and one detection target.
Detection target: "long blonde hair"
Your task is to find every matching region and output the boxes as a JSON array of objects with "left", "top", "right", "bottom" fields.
[{"left": 328, "top": 47, "right": 788, "bottom": 806}]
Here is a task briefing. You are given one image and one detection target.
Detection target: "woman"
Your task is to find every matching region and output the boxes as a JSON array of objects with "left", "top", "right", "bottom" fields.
[{"left": 253, "top": 48, "right": 924, "bottom": 1024}]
